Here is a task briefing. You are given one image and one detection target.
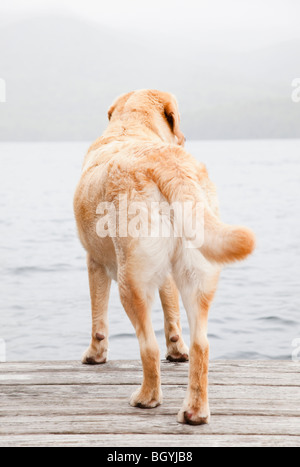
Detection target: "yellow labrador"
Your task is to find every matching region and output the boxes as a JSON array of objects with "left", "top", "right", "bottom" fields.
[{"left": 74, "top": 90, "right": 255, "bottom": 425}]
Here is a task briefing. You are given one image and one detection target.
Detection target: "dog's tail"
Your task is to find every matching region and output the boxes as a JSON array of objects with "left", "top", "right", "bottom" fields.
[
  {"left": 149, "top": 157, "right": 255, "bottom": 265},
  {"left": 200, "top": 208, "right": 256, "bottom": 264}
]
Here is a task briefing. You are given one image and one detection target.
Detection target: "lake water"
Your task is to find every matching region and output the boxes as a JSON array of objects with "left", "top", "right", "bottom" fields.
[{"left": 0, "top": 140, "right": 299, "bottom": 361}]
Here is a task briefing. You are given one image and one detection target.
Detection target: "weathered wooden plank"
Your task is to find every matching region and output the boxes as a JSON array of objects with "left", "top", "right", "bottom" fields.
[
  {"left": 1, "top": 434, "right": 299, "bottom": 448},
  {"left": 1, "top": 413, "right": 300, "bottom": 437},
  {"left": 1, "top": 397, "right": 300, "bottom": 418},
  {"left": 0, "top": 365, "right": 298, "bottom": 387},
  {"left": 1, "top": 383, "right": 299, "bottom": 402},
  {"left": 0, "top": 360, "right": 298, "bottom": 373},
  {"left": 1, "top": 373, "right": 299, "bottom": 387}
]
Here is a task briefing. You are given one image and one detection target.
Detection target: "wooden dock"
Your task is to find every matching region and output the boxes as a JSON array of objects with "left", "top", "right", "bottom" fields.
[{"left": 0, "top": 360, "right": 299, "bottom": 447}]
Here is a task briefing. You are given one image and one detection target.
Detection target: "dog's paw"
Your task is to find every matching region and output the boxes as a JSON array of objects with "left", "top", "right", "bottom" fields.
[
  {"left": 177, "top": 404, "right": 210, "bottom": 425},
  {"left": 166, "top": 337, "right": 189, "bottom": 362},
  {"left": 130, "top": 386, "right": 163, "bottom": 409},
  {"left": 81, "top": 344, "right": 107, "bottom": 365}
]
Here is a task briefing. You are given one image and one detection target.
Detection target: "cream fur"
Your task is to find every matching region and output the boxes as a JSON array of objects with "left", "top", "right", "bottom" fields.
[{"left": 74, "top": 89, "right": 255, "bottom": 425}]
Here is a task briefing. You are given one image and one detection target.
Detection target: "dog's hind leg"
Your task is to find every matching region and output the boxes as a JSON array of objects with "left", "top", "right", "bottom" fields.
[
  {"left": 82, "top": 254, "right": 111, "bottom": 365},
  {"left": 118, "top": 267, "right": 162, "bottom": 408},
  {"left": 159, "top": 276, "right": 189, "bottom": 362},
  {"left": 177, "top": 278, "right": 218, "bottom": 425}
]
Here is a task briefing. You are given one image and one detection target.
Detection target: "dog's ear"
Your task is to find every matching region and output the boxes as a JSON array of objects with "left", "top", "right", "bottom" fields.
[
  {"left": 108, "top": 104, "right": 115, "bottom": 121},
  {"left": 164, "top": 98, "right": 185, "bottom": 146},
  {"left": 108, "top": 92, "right": 135, "bottom": 121}
]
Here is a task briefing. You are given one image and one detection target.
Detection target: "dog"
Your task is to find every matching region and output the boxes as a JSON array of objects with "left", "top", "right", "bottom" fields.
[{"left": 74, "top": 89, "right": 255, "bottom": 425}]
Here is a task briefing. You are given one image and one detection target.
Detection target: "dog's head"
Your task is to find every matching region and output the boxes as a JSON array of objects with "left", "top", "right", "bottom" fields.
[{"left": 107, "top": 90, "right": 185, "bottom": 146}]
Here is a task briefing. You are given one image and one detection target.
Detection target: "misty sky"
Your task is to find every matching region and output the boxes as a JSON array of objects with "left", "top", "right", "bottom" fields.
[
  {"left": 1, "top": 0, "right": 299, "bottom": 140},
  {"left": 1, "top": 0, "right": 300, "bottom": 51}
]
